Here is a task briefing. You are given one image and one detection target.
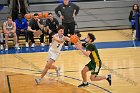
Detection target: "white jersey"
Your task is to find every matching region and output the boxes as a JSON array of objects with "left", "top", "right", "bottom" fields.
[
  {"left": 5, "top": 21, "right": 14, "bottom": 31},
  {"left": 49, "top": 34, "right": 65, "bottom": 53}
]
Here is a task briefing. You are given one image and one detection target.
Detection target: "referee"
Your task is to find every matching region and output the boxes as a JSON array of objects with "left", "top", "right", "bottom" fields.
[{"left": 55, "top": 0, "right": 79, "bottom": 36}]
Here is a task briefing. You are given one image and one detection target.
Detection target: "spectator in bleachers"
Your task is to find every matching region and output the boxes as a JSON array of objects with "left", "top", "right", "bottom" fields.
[
  {"left": 55, "top": 0, "right": 79, "bottom": 36},
  {"left": 14, "top": 13, "right": 29, "bottom": 47},
  {"left": 44, "top": 13, "right": 59, "bottom": 44},
  {"left": 129, "top": 4, "right": 139, "bottom": 39},
  {"left": 28, "top": 13, "right": 45, "bottom": 47},
  {"left": 0, "top": 20, "right": 4, "bottom": 50},
  {"left": 3, "top": 16, "right": 20, "bottom": 50}
]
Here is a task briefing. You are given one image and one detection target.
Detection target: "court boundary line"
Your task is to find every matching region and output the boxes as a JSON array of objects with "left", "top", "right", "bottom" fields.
[
  {"left": 6, "top": 75, "right": 12, "bottom": 93},
  {"left": 6, "top": 72, "right": 112, "bottom": 93},
  {"left": 1, "top": 67, "right": 112, "bottom": 93}
]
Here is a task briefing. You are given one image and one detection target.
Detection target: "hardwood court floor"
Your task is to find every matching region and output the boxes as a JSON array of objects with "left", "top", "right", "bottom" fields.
[{"left": 0, "top": 29, "right": 140, "bottom": 93}]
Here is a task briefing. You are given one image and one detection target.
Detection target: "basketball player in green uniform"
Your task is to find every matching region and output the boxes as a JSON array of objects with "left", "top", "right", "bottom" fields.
[{"left": 75, "top": 33, "right": 111, "bottom": 87}]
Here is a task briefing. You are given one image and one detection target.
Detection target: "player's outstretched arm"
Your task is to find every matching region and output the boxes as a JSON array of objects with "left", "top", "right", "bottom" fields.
[
  {"left": 53, "top": 35, "right": 64, "bottom": 43},
  {"left": 75, "top": 43, "right": 91, "bottom": 57},
  {"left": 64, "top": 36, "right": 70, "bottom": 42}
]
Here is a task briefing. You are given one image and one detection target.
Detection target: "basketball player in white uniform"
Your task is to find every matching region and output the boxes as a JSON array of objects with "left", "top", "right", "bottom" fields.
[
  {"left": 3, "top": 16, "right": 20, "bottom": 50},
  {"left": 35, "top": 25, "right": 70, "bottom": 84}
]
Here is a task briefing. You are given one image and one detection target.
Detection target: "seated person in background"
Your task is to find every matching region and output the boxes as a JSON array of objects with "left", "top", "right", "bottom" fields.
[
  {"left": 44, "top": 13, "right": 59, "bottom": 45},
  {"left": 129, "top": 4, "right": 139, "bottom": 39},
  {"left": 28, "top": 13, "right": 45, "bottom": 47},
  {"left": 3, "top": 16, "right": 20, "bottom": 50},
  {"left": 0, "top": 21, "right": 4, "bottom": 50},
  {"left": 14, "top": 13, "right": 29, "bottom": 47}
]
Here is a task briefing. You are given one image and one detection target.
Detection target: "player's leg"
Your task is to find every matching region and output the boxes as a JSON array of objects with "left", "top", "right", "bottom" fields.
[
  {"left": 41, "top": 59, "right": 55, "bottom": 78},
  {"left": 35, "top": 58, "right": 54, "bottom": 84},
  {"left": 49, "top": 65, "right": 57, "bottom": 69},
  {"left": 48, "top": 52, "right": 61, "bottom": 76},
  {"left": 35, "top": 52, "right": 60, "bottom": 84},
  {"left": 49, "top": 65, "right": 61, "bottom": 76},
  {"left": 90, "top": 62, "right": 112, "bottom": 86},
  {"left": 90, "top": 74, "right": 111, "bottom": 86},
  {"left": 78, "top": 66, "right": 89, "bottom": 87},
  {"left": 81, "top": 66, "right": 89, "bottom": 83},
  {"left": 90, "top": 73, "right": 106, "bottom": 81}
]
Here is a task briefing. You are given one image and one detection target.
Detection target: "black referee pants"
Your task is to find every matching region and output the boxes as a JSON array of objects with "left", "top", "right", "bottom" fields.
[{"left": 62, "top": 21, "right": 75, "bottom": 36}]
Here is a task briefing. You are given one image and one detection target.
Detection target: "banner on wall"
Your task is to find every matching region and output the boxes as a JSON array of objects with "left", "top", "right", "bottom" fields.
[
  {"left": 135, "top": 13, "right": 140, "bottom": 40},
  {"left": 0, "top": 4, "right": 4, "bottom": 11}
]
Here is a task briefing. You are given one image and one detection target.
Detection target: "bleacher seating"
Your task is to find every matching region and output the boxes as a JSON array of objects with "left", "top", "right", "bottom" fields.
[{"left": 28, "top": 0, "right": 140, "bottom": 31}]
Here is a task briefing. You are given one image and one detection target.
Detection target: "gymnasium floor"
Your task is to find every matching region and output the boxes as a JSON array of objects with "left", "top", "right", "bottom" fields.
[{"left": 0, "top": 29, "right": 140, "bottom": 93}]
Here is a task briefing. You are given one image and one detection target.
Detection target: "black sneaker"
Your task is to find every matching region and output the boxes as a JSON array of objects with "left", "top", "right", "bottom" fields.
[
  {"left": 78, "top": 82, "right": 89, "bottom": 87},
  {"left": 106, "top": 74, "right": 111, "bottom": 86}
]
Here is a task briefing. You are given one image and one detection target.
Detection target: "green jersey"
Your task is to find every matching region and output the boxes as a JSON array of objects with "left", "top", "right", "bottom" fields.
[{"left": 86, "top": 43, "right": 102, "bottom": 67}]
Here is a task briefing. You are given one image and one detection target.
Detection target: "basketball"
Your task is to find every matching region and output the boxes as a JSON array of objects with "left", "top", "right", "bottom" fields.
[{"left": 70, "top": 35, "right": 79, "bottom": 44}]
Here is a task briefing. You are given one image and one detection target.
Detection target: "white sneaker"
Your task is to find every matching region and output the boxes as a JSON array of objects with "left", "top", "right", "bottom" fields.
[
  {"left": 15, "top": 44, "right": 20, "bottom": 49},
  {"left": 5, "top": 45, "right": 8, "bottom": 51},
  {"left": 56, "top": 67, "right": 61, "bottom": 77},
  {"left": 35, "top": 78, "right": 41, "bottom": 85},
  {"left": 40, "top": 43, "right": 45, "bottom": 47},
  {"left": 25, "top": 42, "right": 29, "bottom": 47},
  {"left": 0, "top": 45, "right": 4, "bottom": 50},
  {"left": 31, "top": 43, "right": 35, "bottom": 48}
]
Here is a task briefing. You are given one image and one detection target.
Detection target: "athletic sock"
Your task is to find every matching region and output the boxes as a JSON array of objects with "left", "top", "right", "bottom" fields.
[
  {"left": 105, "top": 75, "right": 108, "bottom": 79},
  {"left": 83, "top": 82, "right": 88, "bottom": 84}
]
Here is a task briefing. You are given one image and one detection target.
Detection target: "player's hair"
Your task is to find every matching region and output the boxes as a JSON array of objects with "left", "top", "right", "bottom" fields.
[
  {"left": 57, "top": 25, "right": 65, "bottom": 31},
  {"left": 88, "top": 33, "right": 96, "bottom": 42},
  {"left": 34, "top": 13, "right": 39, "bottom": 16},
  {"left": 7, "top": 16, "right": 12, "bottom": 19},
  {"left": 74, "top": 30, "right": 81, "bottom": 37}
]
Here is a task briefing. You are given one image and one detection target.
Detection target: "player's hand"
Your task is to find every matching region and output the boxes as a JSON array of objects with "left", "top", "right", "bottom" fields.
[
  {"left": 75, "top": 42, "right": 83, "bottom": 50},
  {"left": 60, "top": 16, "right": 64, "bottom": 20}
]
